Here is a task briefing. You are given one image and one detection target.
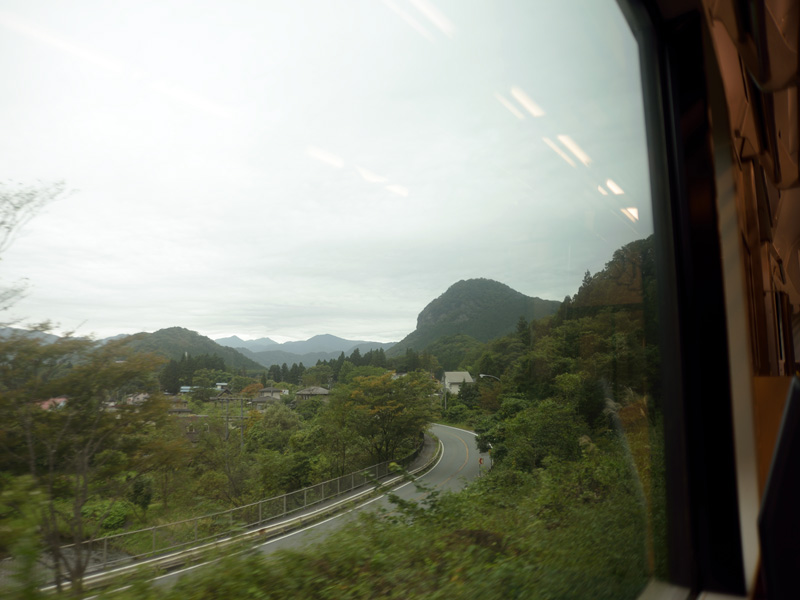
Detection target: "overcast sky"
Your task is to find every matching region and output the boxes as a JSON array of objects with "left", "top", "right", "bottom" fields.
[{"left": 1, "top": 0, "right": 652, "bottom": 342}]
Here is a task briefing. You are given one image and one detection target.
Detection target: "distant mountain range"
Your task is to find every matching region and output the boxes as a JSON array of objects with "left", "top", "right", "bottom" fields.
[
  {"left": 214, "top": 333, "right": 391, "bottom": 355},
  {"left": 0, "top": 326, "right": 395, "bottom": 371},
  {"left": 387, "top": 278, "right": 561, "bottom": 356},
  {"left": 214, "top": 335, "right": 278, "bottom": 353},
  {"left": 0, "top": 327, "right": 61, "bottom": 344},
  {"left": 4, "top": 278, "right": 560, "bottom": 372},
  {"left": 0, "top": 325, "right": 265, "bottom": 371},
  {"left": 215, "top": 334, "right": 396, "bottom": 368}
]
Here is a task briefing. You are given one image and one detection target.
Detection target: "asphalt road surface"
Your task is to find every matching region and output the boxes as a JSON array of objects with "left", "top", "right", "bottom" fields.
[
  {"left": 251, "top": 423, "right": 490, "bottom": 555},
  {"left": 138, "top": 424, "right": 490, "bottom": 590}
]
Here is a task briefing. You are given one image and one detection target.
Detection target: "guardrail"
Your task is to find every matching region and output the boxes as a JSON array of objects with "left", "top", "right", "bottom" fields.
[
  {"left": 91, "top": 448, "right": 423, "bottom": 571},
  {"left": 1, "top": 435, "right": 432, "bottom": 590},
  {"left": 42, "top": 435, "right": 443, "bottom": 594}
]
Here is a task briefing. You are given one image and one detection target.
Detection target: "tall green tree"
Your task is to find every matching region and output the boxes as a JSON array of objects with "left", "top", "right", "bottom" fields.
[
  {"left": 516, "top": 315, "right": 531, "bottom": 346},
  {"left": 192, "top": 413, "right": 255, "bottom": 507},
  {"left": 245, "top": 403, "right": 302, "bottom": 453},
  {"left": 268, "top": 364, "right": 282, "bottom": 382},
  {"left": 0, "top": 328, "right": 168, "bottom": 593},
  {"left": 349, "top": 348, "right": 362, "bottom": 366},
  {"left": 332, "top": 351, "right": 346, "bottom": 380},
  {"left": 159, "top": 359, "right": 180, "bottom": 394},
  {"left": 346, "top": 371, "right": 437, "bottom": 462},
  {"left": 316, "top": 392, "right": 367, "bottom": 476},
  {"left": 301, "top": 364, "right": 333, "bottom": 387}
]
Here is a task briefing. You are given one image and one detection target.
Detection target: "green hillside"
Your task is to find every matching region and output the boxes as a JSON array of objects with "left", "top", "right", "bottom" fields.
[
  {"left": 388, "top": 279, "right": 560, "bottom": 356},
  {"left": 122, "top": 326, "right": 264, "bottom": 372},
  {"left": 105, "top": 236, "right": 662, "bottom": 599},
  {"left": 422, "top": 333, "right": 484, "bottom": 371}
]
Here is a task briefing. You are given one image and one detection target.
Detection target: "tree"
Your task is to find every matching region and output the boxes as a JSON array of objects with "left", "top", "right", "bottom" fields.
[
  {"left": 504, "top": 399, "right": 587, "bottom": 470},
  {"left": 140, "top": 418, "right": 194, "bottom": 512},
  {"left": 268, "top": 364, "right": 282, "bottom": 382},
  {"left": 455, "top": 382, "right": 480, "bottom": 409},
  {"left": 288, "top": 363, "right": 304, "bottom": 384},
  {"left": 347, "top": 371, "right": 437, "bottom": 462},
  {"left": 301, "top": 364, "right": 333, "bottom": 387},
  {"left": 1, "top": 181, "right": 67, "bottom": 318},
  {"left": 127, "top": 478, "right": 153, "bottom": 520},
  {"left": 230, "top": 374, "right": 257, "bottom": 393},
  {"left": 364, "top": 347, "right": 387, "bottom": 368},
  {"left": 404, "top": 348, "right": 420, "bottom": 372},
  {"left": 349, "top": 348, "right": 362, "bottom": 366},
  {"left": 419, "top": 351, "right": 441, "bottom": 375},
  {"left": 159, "top": 359, "right": 180, "bottom": 394},
  {"left": 332, "top": 352, "right": 346, "bottom": 380},
  {"left": 340, "top": 365, "right": 386, "bottom": 384},
  {"left": 316, "top": 392, "right": 366, "bottom": 476},
  {"left": 0, "top": 328, "right": 168, "bottom": 593},
  {"left": 245, "top": 403, "right": 302, "bottom": 453},
  {"left": 240, "top": 382, "right": 262, "bottom": 398},
  {"left": 192, "top": 417, "right": 254, "bottom": 507},
  {"left": 192, "top": 368, "right": 229, "bottom": 389},
  {"left": 516, "top": 315, "right": 531, "bottom": 347}
]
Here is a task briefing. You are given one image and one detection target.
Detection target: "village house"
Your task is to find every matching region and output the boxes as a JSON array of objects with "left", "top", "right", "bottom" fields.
[
  {"left": 248, "top": 396, "right": 280, "bottom": 412},
  {"left": 442, "top": 371, "right": 474, "bottom": 396},
  {"left": 295, "top": 386, "right": 330, "bottom": 402},
  {"left": 168, "top": 395, "right": 193, "bottom": 416}
]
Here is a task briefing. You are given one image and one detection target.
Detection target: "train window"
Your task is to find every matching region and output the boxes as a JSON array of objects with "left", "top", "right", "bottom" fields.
[{"left": 1, "top": 1, "right": 674, "bottom": 597}]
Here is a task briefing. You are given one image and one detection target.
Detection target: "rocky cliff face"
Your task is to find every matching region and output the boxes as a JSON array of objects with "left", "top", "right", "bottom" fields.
[{"left": 388, "top": 279, "right": 559, "bottom": 355}]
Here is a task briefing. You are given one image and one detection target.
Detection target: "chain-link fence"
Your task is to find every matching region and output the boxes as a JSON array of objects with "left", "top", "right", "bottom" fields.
[{"left": 1, "top": 437, "right": 425, "bottom": 587}]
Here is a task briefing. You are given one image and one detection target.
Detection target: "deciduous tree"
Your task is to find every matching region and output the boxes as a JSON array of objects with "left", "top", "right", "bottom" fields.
[
  {"left": 0, "top": 181, "right": 67, "bottom": 318},
  {"left": 347, "top": 371, "right": 436, "bottom": 462},
  {"left": 0, "top": 328, "right": 168, "bottom": 593}
]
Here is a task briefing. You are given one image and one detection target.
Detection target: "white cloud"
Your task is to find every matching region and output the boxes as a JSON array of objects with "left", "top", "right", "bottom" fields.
[{"left": 1, "top": 0, "right": 652, "bottom": 341}]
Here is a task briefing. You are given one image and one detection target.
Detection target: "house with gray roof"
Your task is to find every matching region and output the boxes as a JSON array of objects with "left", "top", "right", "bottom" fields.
[
  {"left": 442, "top": 371, "right": 474, "bottom": 395},
  {"left": 295, "top": 386, "right": 330, "bottom": 402},
  {"left": 258, "top": 386, "right": 285, "bottom": 399}
]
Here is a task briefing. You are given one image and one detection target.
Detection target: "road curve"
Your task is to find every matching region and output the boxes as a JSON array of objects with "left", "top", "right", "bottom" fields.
[
  {"left": 251, "top": 424, "right": 490, "bottom": 555},
  {"left": 425, "top": 423, "right": 490, "bottom": 493},
  {"left": 146, "top": 424, "right": 489, "bottom": 588}
]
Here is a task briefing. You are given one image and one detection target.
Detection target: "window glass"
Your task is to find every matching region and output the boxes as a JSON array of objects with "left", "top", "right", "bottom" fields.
[{"left": 1, "top": 1, "right": 666, "bottom": 596}]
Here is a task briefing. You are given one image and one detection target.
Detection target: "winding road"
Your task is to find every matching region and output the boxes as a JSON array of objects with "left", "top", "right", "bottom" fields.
[
  {"left": 251, "top": 423, "right": 490, "bottom": 556},
  {"left": 100, "top": 424, "right": 488, "bottom": 592}
]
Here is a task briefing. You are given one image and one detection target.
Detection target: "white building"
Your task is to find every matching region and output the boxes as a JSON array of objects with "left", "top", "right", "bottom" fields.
[{"left": 442, "top": 371, "right": 474, "bottom": 396}]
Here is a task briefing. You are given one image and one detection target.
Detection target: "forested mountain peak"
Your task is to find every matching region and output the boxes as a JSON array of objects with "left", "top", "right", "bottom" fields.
[
  {"left": 388, "top": 278, "right": 560, "bottom": 355},
  {"left": 417, "top": 279, "right": 536, "bottom": 328},
  {"left": 121, "top": 327, "right": 263, "bottom": 371}
]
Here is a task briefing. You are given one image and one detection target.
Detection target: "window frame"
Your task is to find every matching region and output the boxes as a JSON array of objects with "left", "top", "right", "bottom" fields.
[{"left": 618, "top": 0, "right": 749, "bottom": 596}]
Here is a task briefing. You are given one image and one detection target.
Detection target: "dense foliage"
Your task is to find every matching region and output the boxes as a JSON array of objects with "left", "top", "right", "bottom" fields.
[
  {"left": 97, "top": 236, "right": 666, "bottom": 599},
  {"left": 1, "top": 237, "right": 665, "bottom": 599},
  {"left": 0, "top": 329, "right": 170, "bottom": 593},
  {"left": 0, "top": 328, "right": 436, "bottom": 596}
]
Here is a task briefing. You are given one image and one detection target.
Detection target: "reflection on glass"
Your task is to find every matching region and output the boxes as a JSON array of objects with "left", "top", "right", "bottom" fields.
[
  {"left": 511, "top": 86, "right": 547, "bottom": 117},
  {"left": 0, "top": 0, "right": 666, "bottom": 597},
  {"left": 557, "top": 134, "right": 592, "bottom": 166},
  {"left": 543, "top": 137, "right": 578, "bottom": 167},
  {"left": 607, "top": 178, "right": 626, "bottom": 195}
]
